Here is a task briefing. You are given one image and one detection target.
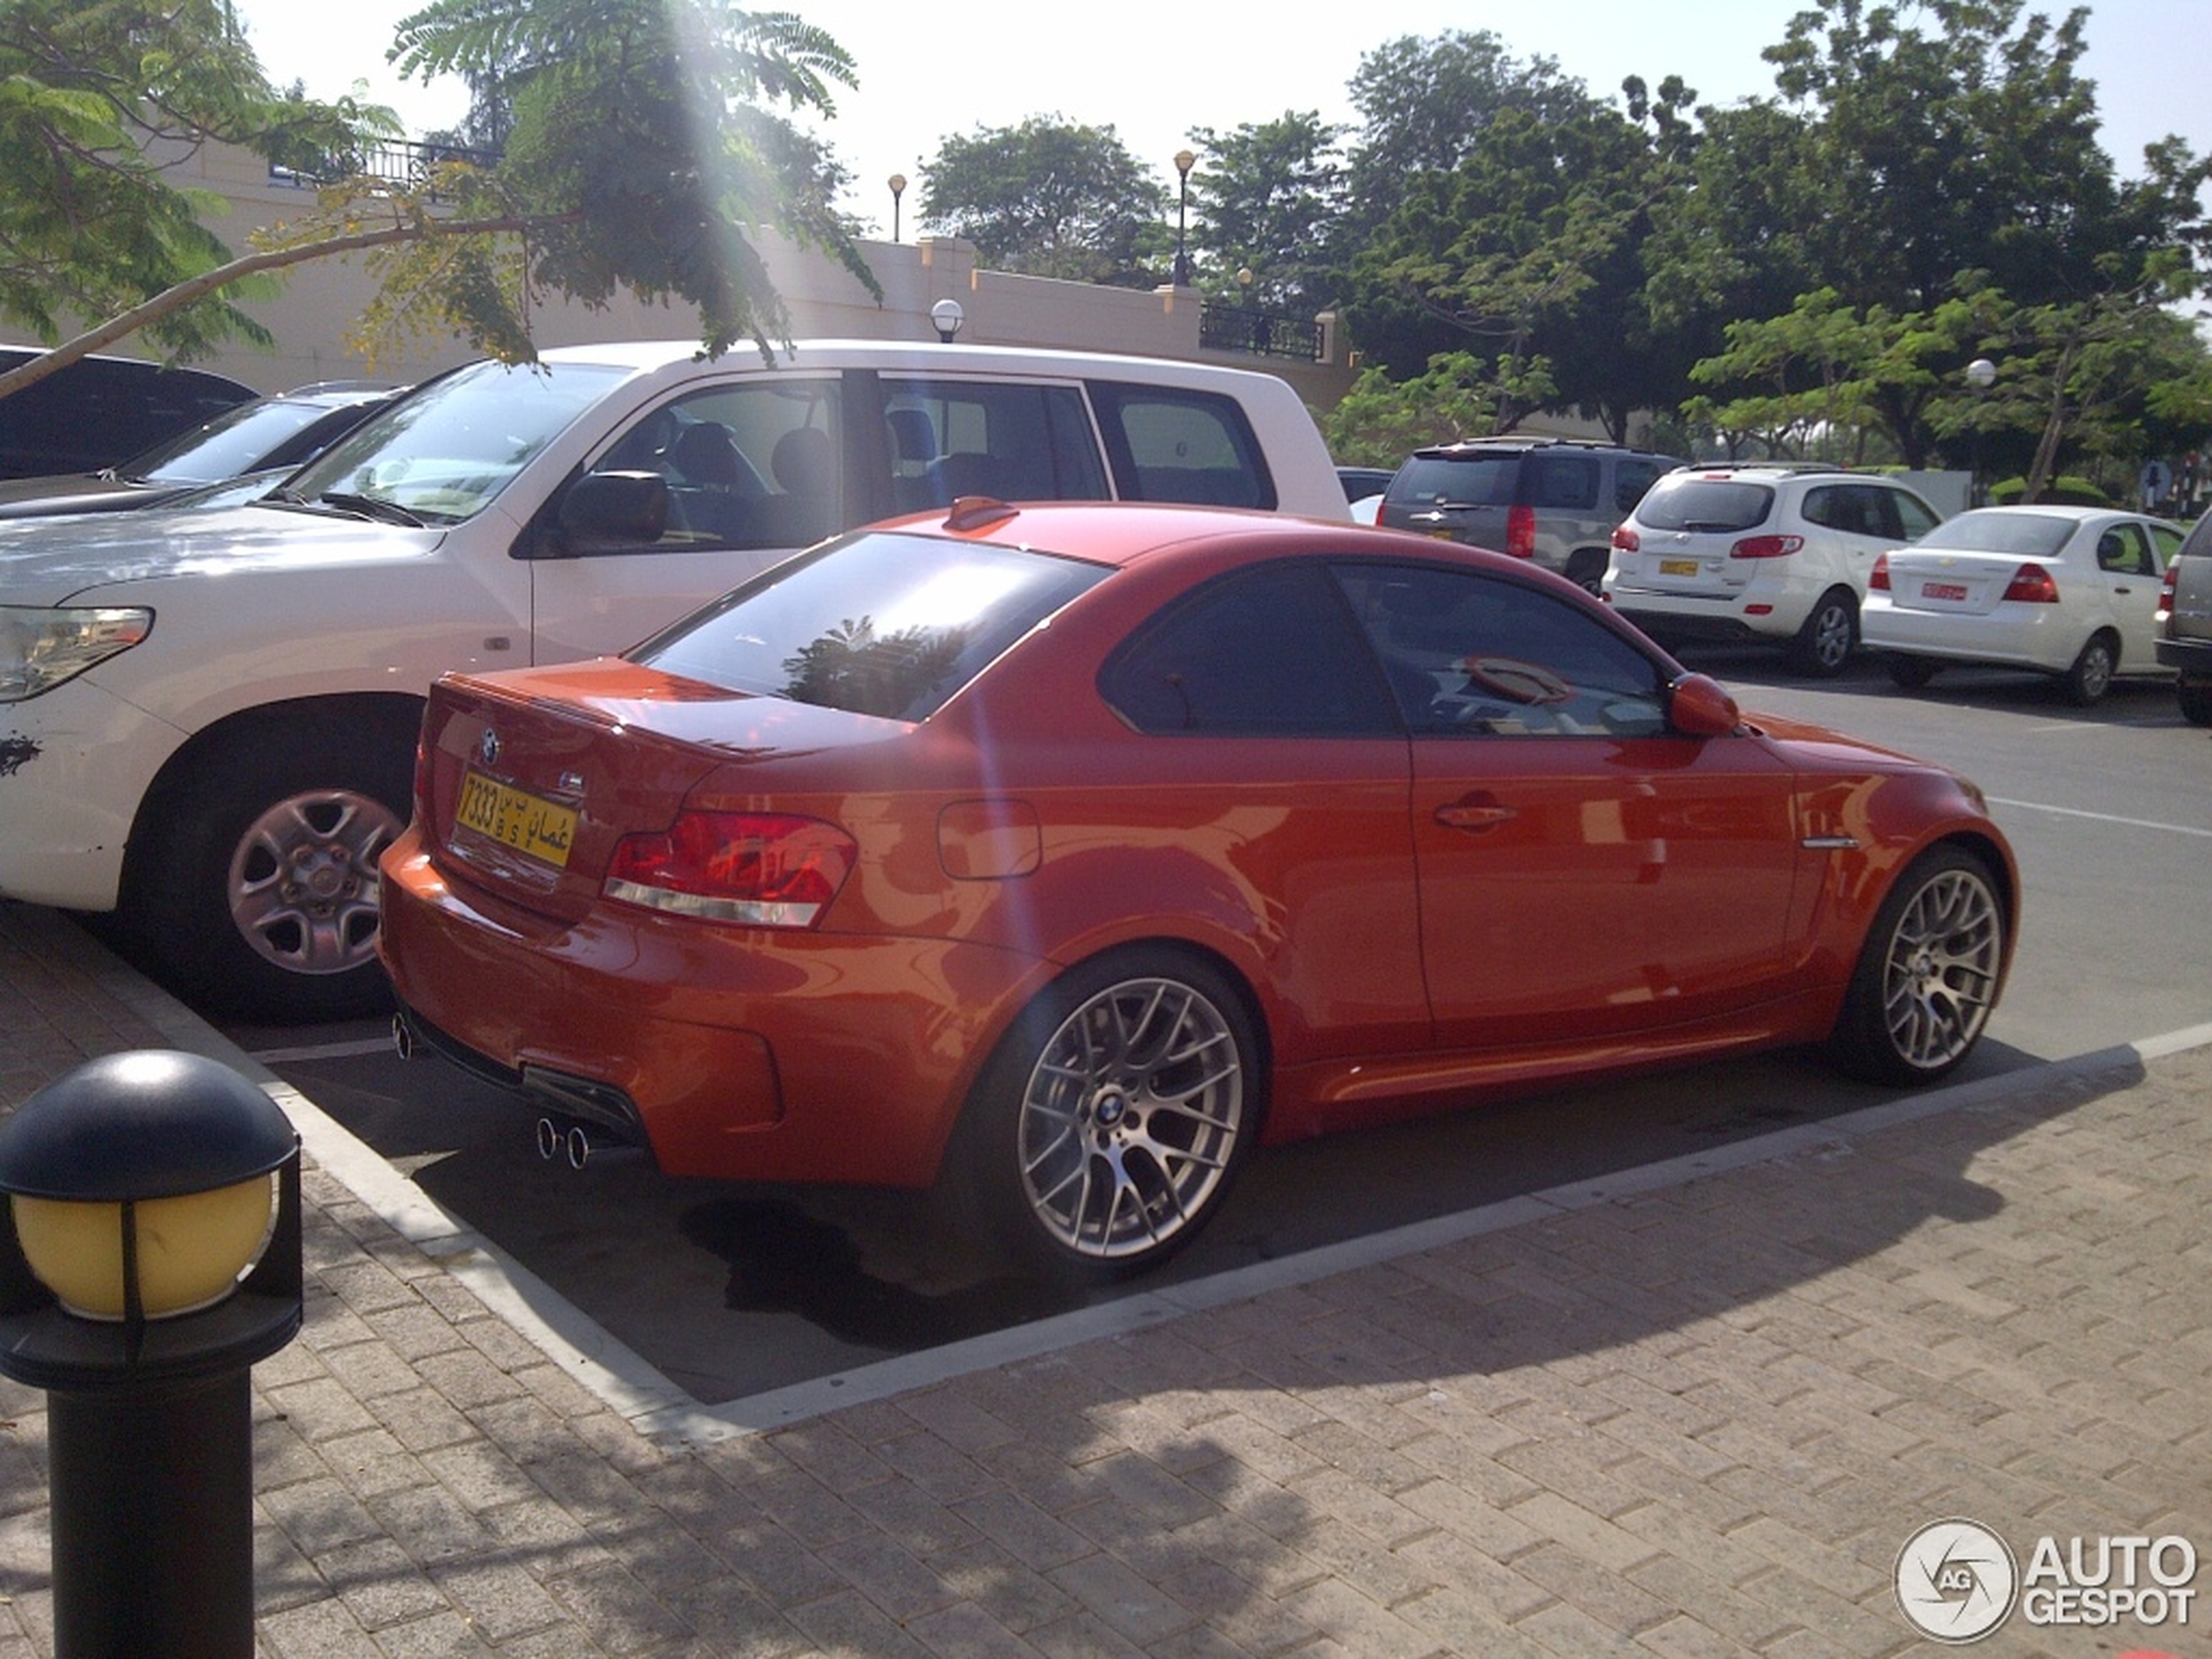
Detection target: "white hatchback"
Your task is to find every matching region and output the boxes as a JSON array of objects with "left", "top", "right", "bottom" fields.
[
  {"left": 1862, "top": 505, "right": 2186, "bottom": 705},
  {"left": 1603, "top": 466, "right": 1945, "bottom": 675}
]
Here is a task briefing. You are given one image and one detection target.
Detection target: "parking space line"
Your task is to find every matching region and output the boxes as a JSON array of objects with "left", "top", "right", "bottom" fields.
[{"left": 1987, "top": 797, "right": 2212, "bottom": 839}]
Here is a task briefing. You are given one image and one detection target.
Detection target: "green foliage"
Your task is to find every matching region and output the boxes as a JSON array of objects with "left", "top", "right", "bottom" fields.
[
  {"left": 387, "top": 0, "right": 876, "bottom": 360},
  {"left": 918, "top": 117, "right": 1170, "bottom": 288},
  {"left": 1318, "top": 353, "right": 1515, "bottom": 466},
  {"left": 0, "top": 0, "right": 380, "bottom": 361},
  {"left": 1184, "top": 111, "right": 1345, "bottom": 314}
]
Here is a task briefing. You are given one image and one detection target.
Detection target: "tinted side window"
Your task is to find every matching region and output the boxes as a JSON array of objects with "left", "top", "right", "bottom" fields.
[
  {"left": 880, "top": 379, "right": 1109, "bottom": 512},
  {"left": 1614, "top": 459, "right": 1669, "bottom": 515},
  {"left": 1335, "top": 563, "right": 1670, "bottom": 738},
  {"left": 1527, "top": 455, "right": 1601, "bottom": 511},
  {"left": 1892, "top": 489, "right": 1942, "bottom": 542},
  {"left": 1101, "top": 563, "right": 1395, "bottom": 735},
  {"left": 1090, "top": 382, "right": 1277, "bottom": 509}
]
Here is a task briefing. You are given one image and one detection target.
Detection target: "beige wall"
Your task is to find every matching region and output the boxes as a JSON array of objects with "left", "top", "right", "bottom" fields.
[{"left": 142, "top": 138, "right": 1358, "bottom": 414}]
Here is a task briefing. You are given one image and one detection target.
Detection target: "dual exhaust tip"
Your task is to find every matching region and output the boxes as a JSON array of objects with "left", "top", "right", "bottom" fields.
[{"left": 391, "top": 1012, "right": 618, "bottom": 1171}]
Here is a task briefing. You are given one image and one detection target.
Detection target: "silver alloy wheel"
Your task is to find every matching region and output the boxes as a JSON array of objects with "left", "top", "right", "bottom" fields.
[
  {"left": 226, "top": 787, "right": 404, "bottom": 976},
  {"left": 1878, "top": 865, "right": 2003, "bottom": 1071},
  {"left": 1804, "top": 597, "right": 1855, "bottom": 671},
  {"left": 1015, "top": 974, "right": 1245, "bottom": 1262}
]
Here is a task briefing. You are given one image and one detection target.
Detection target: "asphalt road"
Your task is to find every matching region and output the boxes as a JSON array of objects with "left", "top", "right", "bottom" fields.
[{"left": 219, "top": 651, "right": 2212, "bottom": 1407}]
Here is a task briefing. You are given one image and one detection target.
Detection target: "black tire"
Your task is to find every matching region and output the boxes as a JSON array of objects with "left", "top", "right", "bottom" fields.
[
  {"left": 2180, "top": 678, "right": 2212, "bottom": 727},
  {"left": 948, "top": 948, "right": 1258, "bottom": 1282},
  {"left": 124, "top": 708, "right": 416, "bottom": 1022},
  {"left": 1785, "top": 589, "right": 1858, "bottom": 677},
  {"left": 2060, "top": 632, "right": 2118, "bottom": 706},
  {"left": 1826, "top": 846, "right": 2006, "bottom": 1087},
  {"left": 1563, "top": 550, "right": 1608, "bottom": 597},
  {"left": 1885, "top": 655, "right": 1941, "bottom": 690}
]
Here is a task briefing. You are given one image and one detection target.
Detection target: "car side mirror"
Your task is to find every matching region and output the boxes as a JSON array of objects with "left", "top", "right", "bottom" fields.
[
  {"left": 554, "top": 470, "right": 668, "bottom": 553},
  {"left": 1667, "top": 672, "right": 1741, "bottom": 738}
]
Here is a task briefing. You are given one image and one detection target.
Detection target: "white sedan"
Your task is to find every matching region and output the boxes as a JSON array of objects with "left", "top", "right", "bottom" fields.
[{"left": 1862, "top": 505, "right": 2187, "bottom": 705}]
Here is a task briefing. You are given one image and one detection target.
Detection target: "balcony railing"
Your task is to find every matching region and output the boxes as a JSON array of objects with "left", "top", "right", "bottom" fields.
[
  {"left": 1198, "top": 302, "right": 1324, "bottom": 362},
  {"left": 269, "top": 138, "right": 500, "bottom": 196}
]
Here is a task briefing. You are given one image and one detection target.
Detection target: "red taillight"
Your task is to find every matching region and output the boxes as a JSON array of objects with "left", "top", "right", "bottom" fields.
[
  {"left": 1506, "top": 503, "right": 1535, "bottom": 559},
  {"left": 1730, "top": 535, "right": 1804, "bottom": 560},
  {"left": 2160, "top": 565, "right": 2179, "bottom": 617},
  {"left": 2000, "top": 563, "right": 2060, "bottom": 604},
  {"left": 1869, "top": 552, "right": 1891, "bottom": 592},
  {"left": 1611, "top": 526, "right": 1640, "bottom": 553},
  {"left": 604, "top": 811, "right": 855, "bottom": 927}
]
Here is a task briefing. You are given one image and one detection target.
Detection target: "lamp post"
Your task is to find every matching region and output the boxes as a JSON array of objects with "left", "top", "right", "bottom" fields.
[
  {"left": 930, "top": 298, "right": 964, "bottom": 345},
  {"left": 0, "top": 1050, "right": 303, "bottom": 1658},
  {"left": 1966, "top": 356, "right": 1997, "bottom": 507},
  {"left": 888, "top": 173, "right": 906, "bottom": 243},
  {"left": 1172, "top": 149, "right": 1196, "bottom": 287}
]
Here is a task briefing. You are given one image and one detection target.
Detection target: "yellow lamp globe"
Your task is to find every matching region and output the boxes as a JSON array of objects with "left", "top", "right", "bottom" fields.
[{"left": 11, "top": 1177, "right": 279, "bottom": 1320}]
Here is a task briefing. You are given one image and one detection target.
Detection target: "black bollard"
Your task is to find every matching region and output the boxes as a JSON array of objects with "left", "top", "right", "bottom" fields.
[{"left": 0, "top": 1050, "right": 302, "bottom": 1659}]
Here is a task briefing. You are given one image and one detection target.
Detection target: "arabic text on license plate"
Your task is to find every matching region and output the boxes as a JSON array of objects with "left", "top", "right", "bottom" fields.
[
  {"left": 456, "top": 771, "right": 577, "bottom": 869},
  {"left": 1921, "top": 581, "right": 1970, "bottom": 602},
  {"left": 1658, "top": 558, "right": 1699, "bottom": 577}
]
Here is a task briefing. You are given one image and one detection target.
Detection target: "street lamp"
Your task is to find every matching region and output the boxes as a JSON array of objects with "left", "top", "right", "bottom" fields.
[
  {"left": 930, "top": 298, "right": 964, "bottom": 344},
  {"left": 888, "top": 173, "right": 906, "bottom": 243},
  {"left": 1966, "top": 357, "right": 1998, "bottom": 507},
  {"left": 1172, "top": 149, "right": 1196, "bottom": 287},
  {"left": 0, "top": 1049, "right": 303, "bottom": 1658}
]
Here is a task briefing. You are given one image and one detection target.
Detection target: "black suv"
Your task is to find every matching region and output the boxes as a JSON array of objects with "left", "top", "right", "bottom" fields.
[
  {"left": 0, "top": 347, "right": 255, "bottom": 478},
  {"left": 1378, "top": 437, "right": 1682, "bottom": 592}
]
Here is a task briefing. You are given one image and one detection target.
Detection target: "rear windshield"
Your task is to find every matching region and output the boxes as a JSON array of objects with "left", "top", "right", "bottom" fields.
[
  {"left": 1387, "top": 454, "right": 1518, "bottom": 508},
  {"left": 1913, "top": 511, "right": 2073, "bottom": 558},
  {"left": 1635, "top": 477, "right": 1773, "bottom": 533},
  {"left": 632, "top": 529, "right": 1110, "bottom": 721}
]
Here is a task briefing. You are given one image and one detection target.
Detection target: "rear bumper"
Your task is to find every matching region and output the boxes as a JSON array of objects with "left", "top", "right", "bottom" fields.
[
  {"left": 2155, "top": 635, "right": 2212, "bottom": 678},
  {"left": 375, "top": 829, "right": 1048, "bottom": 1188}
]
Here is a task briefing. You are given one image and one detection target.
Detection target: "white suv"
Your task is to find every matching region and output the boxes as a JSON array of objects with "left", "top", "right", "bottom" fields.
[
  {"left": 1602, "top": 465, "right": 1944, "bottom": 675},
  {"left": 0, "top": 339, "right": 1346, "bottom": 1022}
]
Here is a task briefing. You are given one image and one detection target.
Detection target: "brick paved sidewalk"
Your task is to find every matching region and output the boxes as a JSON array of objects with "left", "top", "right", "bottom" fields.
[{"left": 0, "top": 899, "right": 2206, "bottom": 1656}]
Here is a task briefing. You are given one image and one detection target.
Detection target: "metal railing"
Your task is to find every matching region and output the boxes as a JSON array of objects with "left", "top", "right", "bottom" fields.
[
  {"left": 268, "top": 138, "right": 501, "bottom": 195},
  {"left": 1198, "top": 302, "right": 1324, "bottom": 362}
]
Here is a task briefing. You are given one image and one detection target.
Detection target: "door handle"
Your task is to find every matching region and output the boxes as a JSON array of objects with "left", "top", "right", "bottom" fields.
[{"left": 1435, "top": 801, "right": 1518, "bottom": 832}]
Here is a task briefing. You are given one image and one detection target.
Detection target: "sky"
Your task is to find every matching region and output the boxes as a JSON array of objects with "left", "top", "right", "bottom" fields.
[{"left": 233, "top": 0, "right": 2210, "bottom": 238}]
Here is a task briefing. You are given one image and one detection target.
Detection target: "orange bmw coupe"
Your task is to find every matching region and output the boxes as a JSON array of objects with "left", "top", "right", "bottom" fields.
[{"left": 379, "top": 500, "right": 2018, "bottom": 1279}]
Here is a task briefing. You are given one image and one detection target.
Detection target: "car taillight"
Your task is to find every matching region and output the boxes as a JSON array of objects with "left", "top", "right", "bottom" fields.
[
  {"left": 1869, "top": 553, "right": 1891, "bottom": 592},
  {"left": 2000, "top": 563, "right": 2060, "bottom": 604},
  {"left": 1730, "top": 535, "right": 1804, "bottom": 559},
  {"left": 1505, "top": 503, "right": 1536, "bottom": 559},
  {"left": 604, "top": 811, "right": 855, "bottom": 927},
  {"left": 2159, "top": 565, "right": 2179, "bottom": 617},
  {"left": 1611, "top": 526, "right": 1640, "bottom": 553}
]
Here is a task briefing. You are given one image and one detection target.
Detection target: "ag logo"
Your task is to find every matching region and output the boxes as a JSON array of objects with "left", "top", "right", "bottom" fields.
[{"left": 1897, "top": 1519, "right": 2019, "bottom": 1642}]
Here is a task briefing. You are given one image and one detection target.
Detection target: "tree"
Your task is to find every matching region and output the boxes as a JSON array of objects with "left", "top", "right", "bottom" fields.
[
  {"left": 0, "top": 0, "right": 873, "bottom": 401},
  {"left": 918, "top": 117, "right": 1169, "bottom": 288},
  {"left": 0, "top": 0, "right": 376, "bottom": 380},
  {"left": 1183, "top": 111, "right": 1345, "bottom": 315}
]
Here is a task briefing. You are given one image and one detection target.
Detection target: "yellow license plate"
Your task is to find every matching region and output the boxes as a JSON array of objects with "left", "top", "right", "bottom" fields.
[
  {"left": 1658, "top": 558, "right": 1699, "bottom": 577},
  {"left": 455, "top": 771, "right": 578, "bottom": 868}
]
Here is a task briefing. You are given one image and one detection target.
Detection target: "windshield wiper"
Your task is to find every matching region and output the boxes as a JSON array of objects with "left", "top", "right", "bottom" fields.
[{"left": 317, "top": 490, "right": 426, "bottom": 528}]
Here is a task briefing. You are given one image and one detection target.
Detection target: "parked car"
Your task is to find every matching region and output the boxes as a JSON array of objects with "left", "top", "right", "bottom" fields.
[
  {"left": 0, "top": 347, "right": 255, "bottom": 478},
  {"left": 2156, "top": 507, "right": 2212, "bottom": 725},
  {"left": 1604, "top": 464, "right": 1946, "bottom": 675},
  {"left": 1378, "top": 437, "right": 1681, "bottom": 593},
  {"left": 0, "top": 340, "right": 1349, "bottom": 1022},
  {"left": 380, "top": 501, "right": 2018, "bottom": 1281},
  {"left": 1335, "top": 464, "right": 1397, "bottom": 503},
  {"left": 0, "top": 382, "right": 402, "bottom": 520},
  {"left": 1862, "top": 505, "right": 2186, "bottom": 705}
]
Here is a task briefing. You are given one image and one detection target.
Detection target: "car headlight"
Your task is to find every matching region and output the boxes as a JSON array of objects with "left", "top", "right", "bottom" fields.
[{"left": 0, "top": 606, "right": 153, "bottom": 702}]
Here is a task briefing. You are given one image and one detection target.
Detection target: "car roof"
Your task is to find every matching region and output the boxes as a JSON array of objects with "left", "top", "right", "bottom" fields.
[{"left": 528, "top": 338, "right": 1302, "bottom": 391}]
